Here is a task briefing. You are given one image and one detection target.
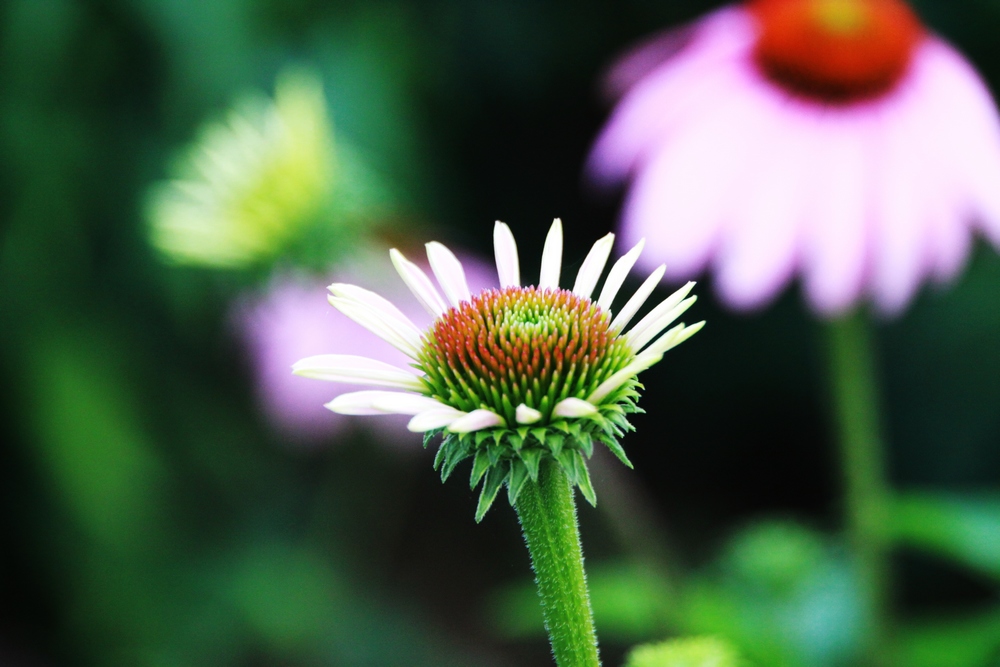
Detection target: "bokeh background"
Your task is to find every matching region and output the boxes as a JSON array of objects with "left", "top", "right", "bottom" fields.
[{"left": 2, "top": 0, "right": 1000, "bottom": 665}]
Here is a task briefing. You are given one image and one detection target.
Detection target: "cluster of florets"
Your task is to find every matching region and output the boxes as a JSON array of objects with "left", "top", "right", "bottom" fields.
[{"left": 418, "top": 286, "right": 640, "bottom": 521}]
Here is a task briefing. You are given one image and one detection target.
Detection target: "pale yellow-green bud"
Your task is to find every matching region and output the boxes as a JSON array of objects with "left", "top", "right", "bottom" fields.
[
  {"left": 147, "top": 67, "right": 334, "bottom": 267},
  {"left": 625, "top": 636, "right": 742, "bottom": 667}
]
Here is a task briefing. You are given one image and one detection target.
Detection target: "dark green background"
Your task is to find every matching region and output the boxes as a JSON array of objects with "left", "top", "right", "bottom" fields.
[{"left": 2, "top": 1, "right": 999, "bottom": 665}]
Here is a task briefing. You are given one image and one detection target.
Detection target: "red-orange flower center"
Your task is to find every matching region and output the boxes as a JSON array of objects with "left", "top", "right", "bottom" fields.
[
  {"left": 750, "top": 0, "right": 924, "bottom": 103},
  {"left": 416, "top": 287, "right": 634, "bottom": 423}
]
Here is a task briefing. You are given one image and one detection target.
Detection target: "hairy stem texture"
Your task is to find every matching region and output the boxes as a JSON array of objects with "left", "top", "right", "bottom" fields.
[
  {"left": 827, "top": 313, "right": 891, "bottom": 667},
  {"left": 515, "top": 458, "right": 601, "bottom": 667}
]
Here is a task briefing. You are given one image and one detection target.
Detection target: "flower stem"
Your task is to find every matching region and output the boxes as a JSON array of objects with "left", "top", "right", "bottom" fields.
[
  {"left": 515, "top": 457, "right": 601, "bottom": 667},
  {"left": 825, "top": 312, "right": 891, "bottom": 666}
]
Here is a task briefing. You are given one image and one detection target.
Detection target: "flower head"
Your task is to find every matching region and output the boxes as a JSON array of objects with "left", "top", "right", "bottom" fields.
[
  {"left": 147, "top": 68, "right": 334, "bottom": 267},
  {"left": 589, "top": 0, "right": 1000, "bottom": 316},
  {"left": 294, "top": 220, "right": 703, "bottom": 520}
]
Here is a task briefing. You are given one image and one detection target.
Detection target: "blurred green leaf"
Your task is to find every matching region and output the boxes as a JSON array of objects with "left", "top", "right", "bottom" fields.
[
  {"left": 225, "top": 543, "right": 343, "bottom": 651},
  {"left": 681, "top": 521, "right": 863, "bottom": 667},
  {"left": 890, "top": 491, "right": 1000, "bottom": 580},
  {"left": 25, "top": 324, "right": 166, "bottom": 549},
  {"left": 893, "top": 609, "right": 1000, "bottom": 667}
]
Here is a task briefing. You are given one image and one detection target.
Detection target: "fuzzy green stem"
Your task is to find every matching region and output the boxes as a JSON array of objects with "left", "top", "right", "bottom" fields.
[
  {"left": 515, "top": 457, "right": 601, "bottom": 667},
  {"left": 826, "top": 312, "right": 891, "bottom": 666}
]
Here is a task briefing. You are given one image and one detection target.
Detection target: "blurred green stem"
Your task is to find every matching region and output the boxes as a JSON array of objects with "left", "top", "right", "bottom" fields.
[
  {"left": 515, "top": 457, "right": 601, "bottom": 667},
  {"left": 826, "top": 312, "right": 891, "bottom": 666}
]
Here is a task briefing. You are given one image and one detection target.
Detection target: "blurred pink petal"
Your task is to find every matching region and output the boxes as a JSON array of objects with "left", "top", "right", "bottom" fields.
[
  {"left": 235, "top": 247, "right": 495, "bottom": 445},
  {"left": 589, "top": 0, "right": 1000, "bottom": 317}
]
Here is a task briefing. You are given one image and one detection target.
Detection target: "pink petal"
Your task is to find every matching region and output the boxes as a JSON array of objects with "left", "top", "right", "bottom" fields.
[
  {"left": 800, "top": 115, "right": 872, "bottom": 317},
  {"left": 620, "top": 65, "right": 771, "bottom": 281},
  {"left": 588, "top": 7, "right": 757, "bottom": 184},
  {"left": 713, "top": 96, "right": 815, "bottom": 310},
  {"left": 868, "top": 107, "right": 934, "bottom": 316},
  {"left": 919, "top": 40, "right": 1000, "bottom": 249}
]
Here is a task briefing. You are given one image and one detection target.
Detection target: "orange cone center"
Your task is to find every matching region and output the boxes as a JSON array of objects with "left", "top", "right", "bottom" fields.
[{"left": 750, "top": 0, "right": 923, "bottom": 103}]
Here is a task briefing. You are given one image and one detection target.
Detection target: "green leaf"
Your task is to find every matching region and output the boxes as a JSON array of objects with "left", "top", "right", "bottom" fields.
[
  {"left": 578, "top": 432, "right": 594, "bottom": 458},
  {"left": 548, "top": 432, "right": 565, "bottom": 458},
  {"left": 422, "top": 430, "right": 439, "bottom": 449},
  {"left": 475, "top": 463, "right": 508, "bottom": 523},
  {"left": 599, "top": 433, "right": 634, "bottom": 469},
  {"left": 520, "top": 448, "right": 543, "bottom": 482},
  {"left": 469, "top": 449, "right": 492, "bottom": 489},
  {"left": 433, "top": 441, "right": 449, "bottom": 471},
  {"left": 487, "top": 440, "right": 503, "bottom": 465},
  {"left": 573, "top": 452, "right": 597, "bottom": 507},
  {"left": 530, "top": 427, "right": 548, "bottom": 448},
  {"left": 440, "top": 439, "right": 472, "bottom": 483},
  {"left": 508, "top": 431, "right": 525, "bottom": 452},
  {"left": 506, "top": 459, "right": 531, "bottom": 506},
  {"left": 894, "top": 608, "right": 1000, "bottom": 667},
  {"left": 890, "top": 491, "right": 1000, "bottom": 580},
  {"left": 556, "top": 449, "right": 580, "bottom": 487}
]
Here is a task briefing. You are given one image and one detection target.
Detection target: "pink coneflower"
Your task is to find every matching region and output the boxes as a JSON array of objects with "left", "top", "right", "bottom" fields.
[
  {"left": 589, "top": 0, "right": 1000, "bottom": 315},
  {"left": 292, "top": 220, "right": 703, "bottom": 518},
  {"left": 235, "top": 247, "right": 497, "bottom": 444}
]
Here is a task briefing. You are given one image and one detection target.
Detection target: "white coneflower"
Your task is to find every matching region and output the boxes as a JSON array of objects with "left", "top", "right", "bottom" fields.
[
  {"left": 148, "top": 68, "right": 334, "bottom": 267},
  {"left": 294, "top": 219, "right": 703, "bottom": 520}
]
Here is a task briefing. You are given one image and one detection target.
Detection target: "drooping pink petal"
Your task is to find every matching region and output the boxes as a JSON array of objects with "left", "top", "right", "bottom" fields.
[
  {"left": 620, "top": 64, "right": 771, "bottom": 280},
  {"left": 588, "top": 8, "right": 758, "bottom": 184},
  {"left": 800, "top": 113, "right": 872, "bottom": 316},
  {"left": 868, "top": 115, "right": 933, "bottom": 314},
  {"left": 920, "top": 40, "right": 1000, "bottom": 248},
  {"left": 713, "top": 91, "right": 816, "bottom": 310}
]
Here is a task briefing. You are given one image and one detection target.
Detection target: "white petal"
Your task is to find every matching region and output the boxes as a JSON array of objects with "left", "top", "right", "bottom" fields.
[
  {"left": 642, "top": 321, "right": 705, "bottom": 358},
  {"left": 515, "top": 404, "right": 542, "bottom": 424},
  {"left": 292, "top": 354, "right": 423, "bottom": 390},
  {"left": 326, "top": 390, "right": 445, "bottom": 416},
  {"left": 328, "top": 296, "right": 421, "bottom": 358},
  {"left": 447, "top": 409, "right": 505, "bottom": 433},
  {"left": 588, "top": 357, "right": 659, "bottom": 404},
  {"left": 552, "top": 398, "right": 598, "bottom": 418},
  {"left": 539, "top": 218, "right": 563, "bottom": 289},
  {"left": 328, "top": 283, "right": 424, "bottom": 352},
  {"left": 572, "top": 233, "right": 615, "bottom": 298},
  {"left": 426, "top": 241, "right": 472, "bottom": 307},
  {"left": 609, "top": 265, "right": 667, "bottom": 331},
  {"left": 597, "top": 239, "right": 644, "bottom": 312},
  {"left": 408, "top": 408, "right": 467, "bottom": 432},
  {"left": 390, "top": 249, "right": 448, "bottom": 318},
  {"left": 624, "top": 293, "right": 697, "bottom": 351},
  {"left": 494, "top": 221, "right": 521, "bottom": 287},
  {"left": 590, "top": 322, "right": 703, "bottom": 405}
]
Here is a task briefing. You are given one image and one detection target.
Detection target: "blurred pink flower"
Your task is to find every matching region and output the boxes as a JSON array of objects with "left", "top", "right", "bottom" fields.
[
  {"left": 589, "top": 0, "right": 1000, "bottom": 316},
  {"left": 236, "top": 246, "right": 497, "bottom": 444}
]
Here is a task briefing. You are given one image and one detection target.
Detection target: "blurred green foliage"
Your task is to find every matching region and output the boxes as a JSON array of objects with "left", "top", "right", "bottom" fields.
[{"left": 2, "top": 0, "right": 1000, "bottom": 666}]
